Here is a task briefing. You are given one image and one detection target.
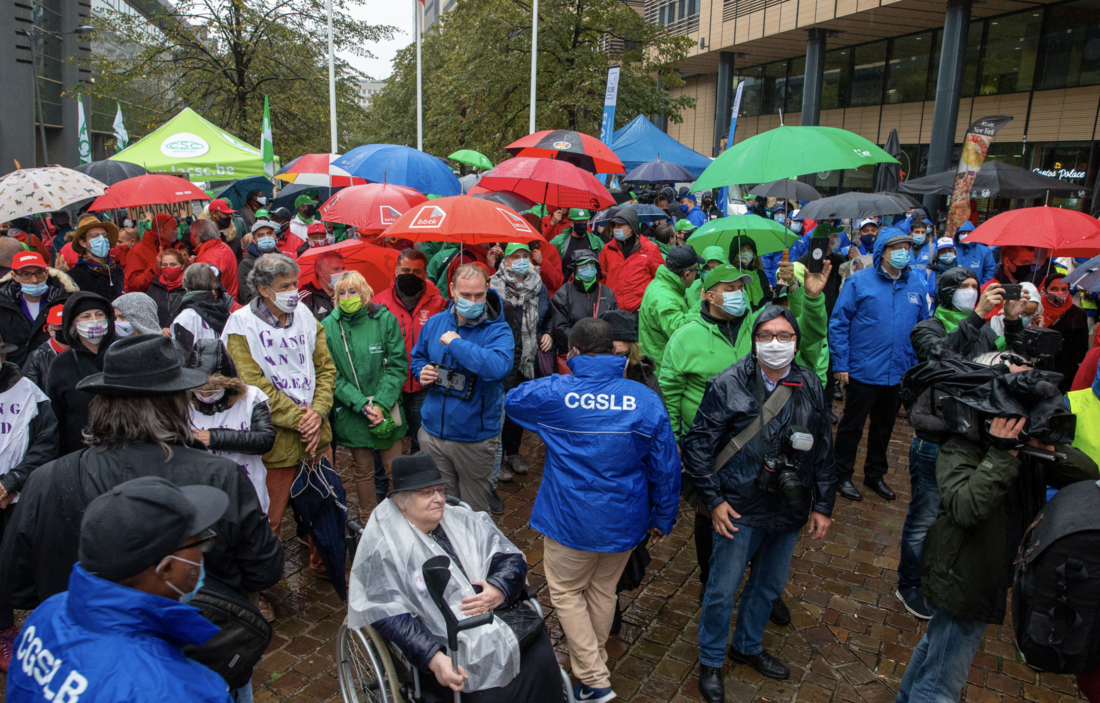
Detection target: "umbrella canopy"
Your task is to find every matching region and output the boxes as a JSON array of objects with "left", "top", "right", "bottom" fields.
[
  {"left": 297, "top": 239, "right": 400, "bottom": 292},
  {"left": 505, "top": 130, "right": 626, "bottom": 175},
  {"left": 276, "top": 153, "right": 367, "bottom": 188},
  {"left": 608, "top": 187, "right": 633, "bottom": 205},
  {"left": 271, "top": 183, "right": 341, "bottom": 212},
  {"left": 333, "top": 145, "right": 462, "bottom": 196},
  {"left": 686, "top": 215, "right": 797, "bottom": 256},
  {"left": 87, "top": 174, "right": 210, "bottom": 211},
  {"left": 318, "top": 184, "right": 427, "bottom": 234},
  {"left": 448, "top": 150, "right": 493, "bottom": 171},
  {"left": 1063, "top": 254, "right": 1100, "bottom": 293},
  {"left": 873, "top": 128, "right": 903, "bottom": 193},
  {"left": 459, "top": 174, "right": 481, "bottom": 193},
  {"left": 289, "top": 456, "right": 348, "bottom": 600},
  {"left": 478, "top": 157, "right": 616, "bottom": 210},
  {"left": 470, "top": 190, "right": 535, "bottom": 212},
  {"left": 0, "top": 167, "right": 107, "bottom": 221},
  {"left": 964, "top": 206, "right": 1100, "bottom": 257},
  {"left": 747, "top": 179, "right": 822, "bottom": 202},
  {"left": 693, "top": 125, "right": 900, "bottom": 192},
  {"left": 796, "top": 191, "right": 915, "bottom": 221},
  {"left": 899, "top": 160, "right": 1089, "bottom": 199},
  {"left": 592, "top": 204, "right": 674, "bottom": 226},
  {"left": 73, "top": 161, "right": 148, "bottom": 187},
  {"left": 214, "top": 175, "right": 274, "bottom": 211},
  {"left": 621, "top": 159, "right": 697, "bottom": 185},
  {"left": 382, "top": 195, "right": 543, "bottom": 246}
]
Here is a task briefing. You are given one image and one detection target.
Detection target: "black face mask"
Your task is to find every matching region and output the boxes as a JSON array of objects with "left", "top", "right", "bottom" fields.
[
  {"left": 300, "top": 205, "right": 317, "bottom": 218},
  {"left": 396, "top": 273, "right": 426, "bottom": 297}
]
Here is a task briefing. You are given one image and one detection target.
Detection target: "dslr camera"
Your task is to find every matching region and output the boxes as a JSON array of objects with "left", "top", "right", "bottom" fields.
[{"left": 757, "top": 426, "right": 814, "bottom": 510}]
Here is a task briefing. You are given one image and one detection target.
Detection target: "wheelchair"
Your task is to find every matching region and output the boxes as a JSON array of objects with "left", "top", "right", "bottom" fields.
[{"left": 337, "top": 515, "right": 575, "bottom": 703}]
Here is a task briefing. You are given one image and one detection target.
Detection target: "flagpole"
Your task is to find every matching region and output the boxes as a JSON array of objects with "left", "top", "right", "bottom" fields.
[
  {"left": 326, "top": 0, "right": 337, "bottom": 152},
  {"left": 528, "top": 0, "right": 538, "bottom": 134},
  {"left": 416, "top": 0, "right": 423, "bottom": 151}
]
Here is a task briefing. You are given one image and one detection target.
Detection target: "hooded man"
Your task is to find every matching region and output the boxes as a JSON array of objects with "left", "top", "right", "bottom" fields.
[
  {"left": 598, "top": 206, "right": 664, "bottom": 313},
  {"left": 678, "top": 191, "right": 708, "bottom": 228},
  {"left": 550, "top": 249, "right": 619, "bottom": 364},
  {"left": 954, "top": 221, "right": 996, "bottom": 283},
  {"left": 638, "top": 245, "right": 703, "bottom": 376},
  {"left": 207, "top": 199, "right": 247, "bottom": 260},
  {"left": 0, "top": 251, "right": 77, "bottom": 367}
]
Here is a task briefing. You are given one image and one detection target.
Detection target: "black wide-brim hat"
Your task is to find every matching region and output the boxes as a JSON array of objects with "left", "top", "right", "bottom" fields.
[
  {"left": 391, "top": 451, "right": 447, "bottom": 493},
  {"left": 0, "top": 331, "right": 17, "bottom": 357},
  {"left": 77, "top": 335, "right": 209, "bottom": 396}
]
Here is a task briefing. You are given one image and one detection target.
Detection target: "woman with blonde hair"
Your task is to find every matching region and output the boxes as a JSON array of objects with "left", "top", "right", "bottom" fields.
[{"left": 321, "top": 270, "right": 408, "bottom": 522}]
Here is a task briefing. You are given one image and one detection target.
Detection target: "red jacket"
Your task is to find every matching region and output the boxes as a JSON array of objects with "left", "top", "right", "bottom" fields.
[
  {"left": 541, "top": 210, "right": 572, "bottom": 241},
  {"left": 374, "top": 280, "right": 448, "bottom": 393},
  {"left": 278, "top": 232, "right": 305, "bottom": 259},
  {"left": 125, "top": 227, "right": 179, "bottom": 292},
  {"left": 10, "top": 230, "right": 50, "bottom": 260},
  {"left": 536, "top": 239, "right": 564, "bottom": 298},
  {"left": 599, "top": 235, "right": 664, "bottom": 313},
  {"left": 194, "top": 238, "right": 240, "bottom": 300}
]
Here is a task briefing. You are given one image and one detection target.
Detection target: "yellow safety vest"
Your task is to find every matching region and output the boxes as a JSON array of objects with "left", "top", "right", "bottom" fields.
[{"left": 1067, "top": 387, "right": 1100, "bottom": 467}]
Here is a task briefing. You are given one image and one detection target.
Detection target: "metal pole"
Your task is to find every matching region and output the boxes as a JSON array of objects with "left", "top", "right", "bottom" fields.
[
  {"left": 326, "top": 0, "right": 337, "bottom": 152},
  {"left": 922, "top": 0, "right": 971, "bottom": 218},
  {"left": 416, "top": 0, "right": 423, "bottom": 151},
  {"left": 23, "top": 31, "right": 49, "bottom": 165},
  {"left": 529, "top": 0, "right": 538, "bottom": 134}
]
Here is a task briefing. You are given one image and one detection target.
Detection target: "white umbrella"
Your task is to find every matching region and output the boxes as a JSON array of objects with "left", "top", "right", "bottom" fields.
[{"left": 0, "top": 167, "right": 107, "bottom": 222}]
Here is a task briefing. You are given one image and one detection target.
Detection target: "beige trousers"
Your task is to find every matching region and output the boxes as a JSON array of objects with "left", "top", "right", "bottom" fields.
[{"left": 417, "top": 428, "right": 498, "bottom": 513}]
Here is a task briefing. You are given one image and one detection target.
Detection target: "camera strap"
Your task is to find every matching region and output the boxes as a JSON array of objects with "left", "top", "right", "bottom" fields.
[{"left": 713, "top": 385, "right": 793, "bottom": 471}]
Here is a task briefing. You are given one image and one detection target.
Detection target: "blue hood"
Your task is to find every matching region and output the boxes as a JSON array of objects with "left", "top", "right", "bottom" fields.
[
  {"left": 956, "top": 220, "right": 976, "bottom": 242},
  {"left": 872, "top": 226, "right": 909, "bottom": 271},
  {"left": 566, "top": 352, "right": 628, "bottom": 378}
]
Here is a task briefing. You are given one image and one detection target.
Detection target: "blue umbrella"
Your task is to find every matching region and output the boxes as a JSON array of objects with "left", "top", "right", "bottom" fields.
[
  {"left": 621, "top": 159, "right": 697, "bottom": 185},
  {"left": 214, "top": 175, "right": 274, "bottom": 211},
  {"left": 290, "top": 456, "right": 348, "bottom": 600},
  {"left": 1064, "top": 254, "right": 1100, "bottom": 293},
  {"left": 333, "top": 145, "right": 462, "bottom": 196},
  {"left": 592, "top": 204, "right": 673, "bottom": 226}
]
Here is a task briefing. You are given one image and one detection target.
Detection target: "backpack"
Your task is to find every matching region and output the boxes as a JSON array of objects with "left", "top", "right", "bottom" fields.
[{"left": 1012, "top": 479, "right": 1100, "bottom": 674}]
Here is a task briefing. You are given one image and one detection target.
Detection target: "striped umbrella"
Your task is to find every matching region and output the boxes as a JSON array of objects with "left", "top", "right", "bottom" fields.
[{"left": 275, "top": 153, "right": 366, "bottom": 188}]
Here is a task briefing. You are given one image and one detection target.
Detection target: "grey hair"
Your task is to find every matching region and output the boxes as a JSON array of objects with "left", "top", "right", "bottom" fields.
[
  {"left": 191, "top": 219, "right": 220, "bottom": 243},
  {"left": 248, "top": 253, "right": 299, "bottom": 297},
  {"left": 972, "top": 351, "right": 1006, "bottom": 367},
  {"left": 183, "top": 262, "right": 219, "bottom": 292},
  {"left": 391, "top": 491, "right": 414, "bottom": 510},
  {"left": 84, "top": 392, "right": 195, "bottom": 459}
]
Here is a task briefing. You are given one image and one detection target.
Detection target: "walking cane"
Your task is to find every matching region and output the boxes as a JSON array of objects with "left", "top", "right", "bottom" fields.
[{"left": 422, "top": 555, "right": 495, "bottom": 703}]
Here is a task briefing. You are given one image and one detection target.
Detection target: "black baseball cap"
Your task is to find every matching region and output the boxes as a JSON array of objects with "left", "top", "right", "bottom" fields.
[{"left": 665, "top": 245, "right": 705, "bottom": 271}]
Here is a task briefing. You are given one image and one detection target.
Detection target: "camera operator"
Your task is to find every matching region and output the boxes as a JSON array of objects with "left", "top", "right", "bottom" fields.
[
  {"left": 895, "top": 353, "right": 1097, "bottom": 703},
  {"left": 684, "top": 306, "right": 836, "bottom": 702}
]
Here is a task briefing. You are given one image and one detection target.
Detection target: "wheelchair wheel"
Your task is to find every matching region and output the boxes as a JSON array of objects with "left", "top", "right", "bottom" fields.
[{"left": 337, "top": 623, "right": 403, "bottom": 703}]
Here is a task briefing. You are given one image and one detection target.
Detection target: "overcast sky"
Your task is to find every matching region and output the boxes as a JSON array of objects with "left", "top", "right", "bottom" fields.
[{"left": 342, "top": 1, "right": 414, "bottom": 81}]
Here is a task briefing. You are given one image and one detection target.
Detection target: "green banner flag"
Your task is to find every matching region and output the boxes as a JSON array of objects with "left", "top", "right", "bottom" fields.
[
  {"left": 262, "top": 95, "right": 274, "bottom": 178},
  {"left": 113, "top": 103, "right": 129, "bottom": 153},
  {"left": 77, "top": 93, "right": 91, "bottom": 164}
]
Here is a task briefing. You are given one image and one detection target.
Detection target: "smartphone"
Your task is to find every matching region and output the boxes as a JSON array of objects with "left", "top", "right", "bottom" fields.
[
  {"left": 1001, "top": 284, "right": 1023, "bottom": 301},
  {"left": 807, "top": 237, "right": 830, "bottom": 273}
]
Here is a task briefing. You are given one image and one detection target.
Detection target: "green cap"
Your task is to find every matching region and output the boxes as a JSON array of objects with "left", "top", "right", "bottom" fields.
[
  {"left": 675, "top": 219, "right": 696, "bottom": 232},
  {"left": 568, "top": 208, "right": 589, "bottom": 220},
  {"left": 504, "top": 242, "right": 530, "bottom": 257},
  {"left": 294, "top": 194, "right": 317, "bottom": 207},
  {"left": 700, "top": 246, "right": 728, "bottom": 265},
  {"left": 427, "top": 194, "right": 443, "bottom": 200},
  {"left": 255, "top": 209, "right": 270, "bottom": 219},
  {"left": 703, "top": 264, "right": 754, "bottom": 291}
]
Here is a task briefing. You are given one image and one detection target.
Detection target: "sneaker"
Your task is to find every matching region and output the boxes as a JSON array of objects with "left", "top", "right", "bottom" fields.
[
  {"left": 506, "top": 454, "right": 529, "bottom": 475},
  {"left": 489, "top": 490, "right": 504, "bottom": 516},
  {"left": 498, "top": 466, "right": 514, "bottom": 483},
  {"left": 0, "top": 626, "right": 19, "bottom": 672},
  {"left": 896, "top": 587, "right": 934, "bottom": 620},
  {"left": 573, "top": 683, "right": 616, "bottom": 702}
]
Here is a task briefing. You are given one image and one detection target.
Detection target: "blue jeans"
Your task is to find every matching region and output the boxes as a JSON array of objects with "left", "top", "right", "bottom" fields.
[
  {"left": 698, "top": 522, "right": 800, "bottom": 667},
  {"left": 895, "top": 608, "right": 986, "bottom": 703},
  {"left": 898, "top": 437, "right": 941, "bottom": 589},
  {"left": 233, "top": 682, "right": 253, "bottom": 703}
]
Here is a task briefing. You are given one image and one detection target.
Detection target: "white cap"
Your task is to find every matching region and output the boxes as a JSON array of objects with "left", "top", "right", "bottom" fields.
[
  {"left": 858, "top": 218, "right": 878, "bottom": 229},
  {"left": 936, "top": 237, "right": 956, "bottom": 250}
]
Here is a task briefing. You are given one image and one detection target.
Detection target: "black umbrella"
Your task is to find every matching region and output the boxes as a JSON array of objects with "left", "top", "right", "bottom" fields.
[
  {"left": 608, "top": 188, "right": 633, "bottom": 205},
  {"left": 796, "top": 191, "right": 915, "bottom": 221},
  {"left": 592, "top": 204, "right": 671, "bottom": 226},
  {"left": 747, "top": 179, "right": 822, "bottom": 202},
  {"left": 290, "top": 456, "right": 348, "bottom": 599},
  {"left": 899, "top": 160, "right": 1089, "bottom": 199},
  {"left": 272, "top": 183, "right": 342, "bottom": 212},
  {"left": 1063, "top": 254, "right": 1100, "bottom": 293},
  {"left": 873, "top": 129, "right": 903, "bottom": 193},
  {"left": 622, "top": 159, "right": 697, "bottom": 185},
  {"left": 214, "top": 175, "right": 274, "bottom": 211},
  {"left": 73, "top": 160, "right": 148, "bottom": 186},
  {"left": 471, "top": 190, "right": 534, "bottom": 211}
]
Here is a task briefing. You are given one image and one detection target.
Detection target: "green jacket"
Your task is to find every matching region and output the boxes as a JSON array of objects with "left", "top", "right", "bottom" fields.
[
  {"left": 922, "top": 437, "right": 1097, "bottom": 624},
  {"left": 550, "top": 231, "right": 603, "bottom": 258},
  {"left": 658, "top": 304, "right": 758, "bottom": 440},
  {"left": 638, "top": 266, "right": 694, "bottom": 375},
  {"left": 321, "top": 303, "right": 409, "bottom": 449},
  {"left": 785, "top": 284, "right": 830, "bottom": 385}
]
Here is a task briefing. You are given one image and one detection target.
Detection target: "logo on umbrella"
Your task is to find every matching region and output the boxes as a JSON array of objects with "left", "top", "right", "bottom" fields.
[
  {"left": 852, "top": 149, "right": 871, "bottom": 157},
  {"left": 160, "top": 132, "right": 210, "bottom": 158},
  {"left": 410, "top": 205, "right": 447, "bottom": 229},
  {"left": 380, "top": 205, "right": 403, "bottom": 225},
  {"left": 497, "top": 208, "right": 533, "bottom": 233},
  {"left": 553, "top": 141, "right": 572, "bottom": 150}
]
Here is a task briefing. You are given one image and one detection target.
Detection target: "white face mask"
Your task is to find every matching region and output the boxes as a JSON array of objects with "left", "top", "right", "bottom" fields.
[
  {"left": 951, "top": 288, "right": 979, "bottom": 312},
  {"left": 738, "top": 251, "right": 754, "bottom": 266},
  {"left": 114, "top": 320, "right": 134, "bottom": 337},
  {"left": 75, "top": 319, "right": 109, "bottom": 344},
  {"left": 256, "top": 196, "right": 268, "bottom": 205},
  {"left": 268, "top": 289, "right": 299, "bottom": 313},
  {"left": 756, "top": 339, "right": 797, "bottom": 370}
]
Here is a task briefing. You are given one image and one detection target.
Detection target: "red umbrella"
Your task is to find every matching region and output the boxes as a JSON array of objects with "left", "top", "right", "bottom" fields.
[
  {"left": 506, "top": 130, "right": 626, "bottom": 174},
  {"left": 965, "top": 207, "right": 1100, "bottom": 256},
  {"left": 87, "top": 174, "right": 210, "bottom": 211},
  {"left": 318, "top": 184, "right": 427, "bottom": 234},
  {"left": 477, "top": 157, "right": 616, "bottom": 211},
  {"left": 297, "top": 240, "right": 399, "bottom": 293},
  {"left": 382, "top": 195, "right": 543, "bottom": 246}
]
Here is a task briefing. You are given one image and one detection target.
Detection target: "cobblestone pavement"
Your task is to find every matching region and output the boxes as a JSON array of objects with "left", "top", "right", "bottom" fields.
[{"left": 2, "top": 403, "right": 1089, "bottom": 703}]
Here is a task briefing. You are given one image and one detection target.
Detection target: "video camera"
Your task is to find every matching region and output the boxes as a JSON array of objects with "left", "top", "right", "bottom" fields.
[
  {"left": 757, "top": 426, "right": 814, "bottom": 510},
  {"left": 1011, "top": 327, "right": 1063, "bottom": 362}
]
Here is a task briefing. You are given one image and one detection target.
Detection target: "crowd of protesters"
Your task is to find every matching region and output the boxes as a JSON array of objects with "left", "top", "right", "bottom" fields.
[{"left": 0, "top": 188, "right": 1098, "bottom": 703}]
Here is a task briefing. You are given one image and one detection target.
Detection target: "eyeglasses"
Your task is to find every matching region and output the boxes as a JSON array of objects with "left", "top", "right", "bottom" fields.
[
  {"left": 754, "top": 332, "right": 797, "bottom": 343},
  {"left": 414, "top": 486, "right": 446, "bottom": 499},
  {"left": 14, "top": 269, "right": 47, "bottom": 282},
  {"left": 175, "top": 529, "right": 217, "bottom": 554}
]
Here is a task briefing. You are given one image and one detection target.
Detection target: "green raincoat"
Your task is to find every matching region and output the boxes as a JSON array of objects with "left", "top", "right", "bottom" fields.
[{"left": 638, "top": 265, "right": 695, "bottom": 375}]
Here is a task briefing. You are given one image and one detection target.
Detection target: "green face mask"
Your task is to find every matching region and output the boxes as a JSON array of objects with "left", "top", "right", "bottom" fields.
[{"left": 339, "top": 295, "right": 362, "bottom": 314}]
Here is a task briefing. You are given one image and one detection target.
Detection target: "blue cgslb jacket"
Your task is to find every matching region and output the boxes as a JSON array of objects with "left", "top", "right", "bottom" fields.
[
  {"left": 503, "top": 354, "right": 681, "bottom": 553},
  {"left": 954, "top": 222, "right": 997, "bottom": 283},
  {"left": 6, "top": 563, "right": 231, "bottom": 702},
  {"left": 409, "top": 288, "right": 515, "bottom": 442},
  {"left": 682, "top": 205, "right": 708, "bottom": 228},
  {"left": 828, "top": 228, "right": 930, "bottom": 386}
]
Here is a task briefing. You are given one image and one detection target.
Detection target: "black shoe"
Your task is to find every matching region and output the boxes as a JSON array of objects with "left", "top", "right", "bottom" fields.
[
  {"left": 833, "top": 388, "right": 844, "bottom": 401},
  {"left": 830, "top": 412, "right": 839, "bottom": 424},
  {"left": 837, "top": 480, "right": 863, "bottom": 501},
  {"left": 610, "top": 601, "right": 623, "bottom": 635},
  {"left": 698, "top": 664, "right": 724, "bottom": 703},
  {"left": 728, "top": 647, "right": 789, "bottom": 680},
  {"left": 769, "top": 597, "right": 791, "bottom": 626},
  {"left": 489, "top": 490, "right": 504, "bottom": 515},
  {"left": 896, "top": 587, "right": 934, "bottom": 620},
  {"left": 864, "top": 477, "right": 896, "bottom": 501}
]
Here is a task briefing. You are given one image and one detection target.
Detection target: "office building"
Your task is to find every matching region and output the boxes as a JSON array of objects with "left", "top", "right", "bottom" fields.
[{"left": 356, "top": 78, "right": 387, "bottom": 110}]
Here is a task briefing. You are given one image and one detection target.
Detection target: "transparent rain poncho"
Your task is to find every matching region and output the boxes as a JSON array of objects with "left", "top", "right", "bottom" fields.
[{"left": 348, "top": 499, "right": 523, "bottom": 691}]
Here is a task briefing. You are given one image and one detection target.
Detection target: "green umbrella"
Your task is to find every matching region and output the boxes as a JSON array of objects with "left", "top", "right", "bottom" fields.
[
  {"left": 448, "top": 149, "right": 493, "bottom": 171},
  {"left": 686, "top": 215, "right": 797, "bottom": 257},
  {"left": 693, "top": 126, "right": 900, "bottom": 192}
]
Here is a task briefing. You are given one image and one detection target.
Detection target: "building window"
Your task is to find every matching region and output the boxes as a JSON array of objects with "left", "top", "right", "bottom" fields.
[
  {"left": 762, "top": 60, "right": 787, "bottom": 114},
  {"left": 979, "top": 10, "right": 1041, "bottom": 95},
  {"left": 1036, "top": 0, "right": 1100, "bottom": 90},
  {"left": 847, "top": 40, "right": 887, "bottom": 107},
  {"left": 821, "top": 48, "right": 850, "bottom": 110},
  {"left": 886, "top": 31, "right": 933, "bottom": 104},
  {"left": 785, "top": 56, "right": 806, "bottom": 113},
  {"left": 736, "top": 65, "right": 764, "bottom": 117}
]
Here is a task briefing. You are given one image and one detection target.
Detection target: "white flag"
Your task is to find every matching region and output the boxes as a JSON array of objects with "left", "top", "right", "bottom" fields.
[
  {"left": 113, "top": 103, "right": 128, "bottom": 153},
  {"left": 77, "top": 93, "right": 91, "bottom": 164}
]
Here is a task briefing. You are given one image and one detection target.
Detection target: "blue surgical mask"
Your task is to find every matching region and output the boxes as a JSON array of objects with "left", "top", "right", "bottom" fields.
[
  {"left": 773, "top": 213, "right": 786, "bottom": 223},
  {"left": 162, "top": 555, "right": 204, "bottom": 604},
  {"left": 939, "top": 252, "right": 956, "bottom": 265},
  {"left": 89, "top": 236, "right": 111, "bottom": 258},
  {"left": 576, "top": 263, "right": 597, "bottom": 281},
  {"left": 613, "top": 228, "right": 628, "bottom": 242},
  {"left": 790, "top": 222, "right": 803, "bottom": 234},
  {"left": 860, "top": 233, "right": 875, "bottom": 248},
  {"left": 679, "top": 204, "right": 689, "bottom": 215},
  {"left": 911, "top": 234, "right": 927, "bottom": 247},
  {"left": 511, "top": 259, "right": 531, "bottom": 276},
  {"left": 256, "top": 236, "right": 277, "bottom": 252},
  {"left": 719, "top": 290, "right": 747, "bottom": 317},
  {"left": 21, "top": 281, "right": 49, "bottom": 297},
  {"left": 455, "top": 296, "right": 485, "bottom": 319},
  {"left": 889, "top": 249, "right": 910, "bottom": 269}
]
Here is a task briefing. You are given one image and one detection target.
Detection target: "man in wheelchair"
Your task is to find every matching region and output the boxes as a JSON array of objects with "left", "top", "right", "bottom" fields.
[{"left": 347, "top": 452, "right": 564, "bottom": 702}]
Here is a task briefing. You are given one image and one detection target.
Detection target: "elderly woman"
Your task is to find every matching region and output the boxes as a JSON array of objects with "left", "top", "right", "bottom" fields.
[
  {"left": 112, "top": 292, "right": 163, "bottom": 338},
  {"left": 321, "top": 270, "right": 407, "bottom": 523},
  {"left": 349, "top": 452, "right": 564, "bottom": 703},
  {"left": 171, "top": 263, "right": 233, "bottom": 350}
]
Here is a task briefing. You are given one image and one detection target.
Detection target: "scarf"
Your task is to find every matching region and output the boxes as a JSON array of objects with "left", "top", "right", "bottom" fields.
[
  {"left": 933, "top": 306, "right": 969, "bottom": 334},
  {"left": 1041, "top": 289, "right": 1073, "bottom": 329},
  {"left": 491, "top": 266, "right": 542, "bottom": 379}
]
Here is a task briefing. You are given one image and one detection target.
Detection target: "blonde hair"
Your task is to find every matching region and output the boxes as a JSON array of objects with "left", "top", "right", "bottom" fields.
[
  {"left": 334, "top": 270, "right": 373, "bottom": 302},
  {"left": 454, "top": 263, "right": 490, "bottom": 285},
  {"left": 624, "top": 340, "right": 644, "bottom": 367}
]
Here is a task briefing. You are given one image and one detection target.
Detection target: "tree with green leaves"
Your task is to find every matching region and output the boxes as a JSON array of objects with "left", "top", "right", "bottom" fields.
[
  {"left": 82, "top": 0, "right": 396, "bottom": 159},
  {"left": 363, "top": 0, "right": 696, "bottom": 161}
]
